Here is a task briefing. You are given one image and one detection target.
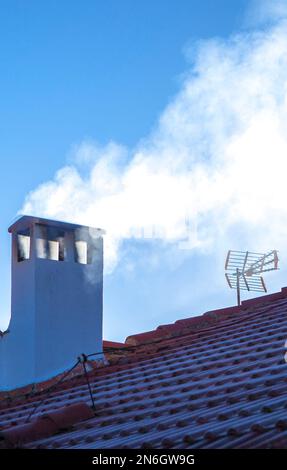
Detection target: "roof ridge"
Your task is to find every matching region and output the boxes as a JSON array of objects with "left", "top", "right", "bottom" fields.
[{"left": 125, "top": 286, "right": 287, "bottom": 347}]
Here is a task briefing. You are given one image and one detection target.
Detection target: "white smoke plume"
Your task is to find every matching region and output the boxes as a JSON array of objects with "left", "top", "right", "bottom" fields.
[{"left": 21, "top": 10, "right": 287, "bottom": 286}]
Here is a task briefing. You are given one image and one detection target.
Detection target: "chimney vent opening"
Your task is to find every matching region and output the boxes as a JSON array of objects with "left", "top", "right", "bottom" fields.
[
  {"left": 17, "top": 230, "right": 31, "bottom": 262},
  {"left": 75, "top": 240, "right": 88, "bottom": 264},
  {"left": 36, "top": 225, "right": 66, "bottom": 261}
]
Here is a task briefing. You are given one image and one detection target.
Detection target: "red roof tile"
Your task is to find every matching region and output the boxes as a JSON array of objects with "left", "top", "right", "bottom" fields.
[
  {"left": 0, "top": 402, "right": 93, "bottom": 447},
  {"left": 1, "top": 287, "right": 287, "bottom": 449}
]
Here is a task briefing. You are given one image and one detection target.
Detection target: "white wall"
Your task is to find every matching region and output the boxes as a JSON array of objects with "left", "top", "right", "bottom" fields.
[{"left": 0, "top": 217, "right": 104, "bottom": 391}]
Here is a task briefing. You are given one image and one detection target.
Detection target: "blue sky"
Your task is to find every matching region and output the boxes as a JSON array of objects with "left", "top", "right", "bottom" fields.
[{"left": 1, "top": 0, "right": 287, "bottom": 340}]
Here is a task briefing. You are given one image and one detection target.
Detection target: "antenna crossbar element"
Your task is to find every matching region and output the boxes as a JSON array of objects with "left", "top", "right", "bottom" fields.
[{"left": 225, "top": 250, "right": 279, "bottom": 306}]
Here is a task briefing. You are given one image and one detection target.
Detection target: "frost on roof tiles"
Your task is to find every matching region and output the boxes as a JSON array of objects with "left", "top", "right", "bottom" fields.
[{"left": 1, "top": 287, "right": 287, "bottom": 449}]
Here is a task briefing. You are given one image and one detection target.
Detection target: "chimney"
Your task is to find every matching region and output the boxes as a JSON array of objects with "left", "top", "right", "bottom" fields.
[{"left": 0, "top": 216, "right": 104, "bottom": 391}]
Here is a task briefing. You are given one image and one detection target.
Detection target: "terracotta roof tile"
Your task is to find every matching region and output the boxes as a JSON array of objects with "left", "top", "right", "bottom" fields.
[
  {"left": 1, "top": 287, "right": 287, "bottom": 448},
  {"left": 0, "top": 402, "right": 93, "bottom": 448}
]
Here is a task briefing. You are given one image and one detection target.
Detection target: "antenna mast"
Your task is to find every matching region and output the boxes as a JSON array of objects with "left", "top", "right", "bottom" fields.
[{"left": 225, "top": 250, "right": 279, "bottom": 306}]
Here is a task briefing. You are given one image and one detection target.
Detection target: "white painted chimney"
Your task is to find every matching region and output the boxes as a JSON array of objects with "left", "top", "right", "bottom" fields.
[{"left": 0, "top": 216, "right": 104, "bottom": 391}]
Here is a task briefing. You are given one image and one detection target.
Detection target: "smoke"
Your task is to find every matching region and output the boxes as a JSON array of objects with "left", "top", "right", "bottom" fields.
[
  {"left": 21, "top": 11, "right": 287, "bottom": 283},
  {"left": 245, "top": 0, "right": 287, "bottom": 26}
]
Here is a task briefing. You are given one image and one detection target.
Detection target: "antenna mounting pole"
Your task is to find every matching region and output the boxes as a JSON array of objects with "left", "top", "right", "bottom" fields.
[{"left": 236, "top": 268, "right": 240, "bottom": 306}]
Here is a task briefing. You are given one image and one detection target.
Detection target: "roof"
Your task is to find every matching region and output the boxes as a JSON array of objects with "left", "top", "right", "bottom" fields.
[
  {"left": 1, "top": 287, "right": 287, "bottom": 449},
  {"left": 8, "top": 215, "right": 104, "bottom": 235}
]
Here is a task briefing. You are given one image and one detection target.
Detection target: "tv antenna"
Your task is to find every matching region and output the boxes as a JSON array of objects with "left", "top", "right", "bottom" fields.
[{"left": 225, "top": 250, "right": 279, "bottom": 306}]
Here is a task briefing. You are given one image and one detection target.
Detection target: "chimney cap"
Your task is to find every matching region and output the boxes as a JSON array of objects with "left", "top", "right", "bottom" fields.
[{"left": 8, "top": 215, "right": 105, "bottom": 236}]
